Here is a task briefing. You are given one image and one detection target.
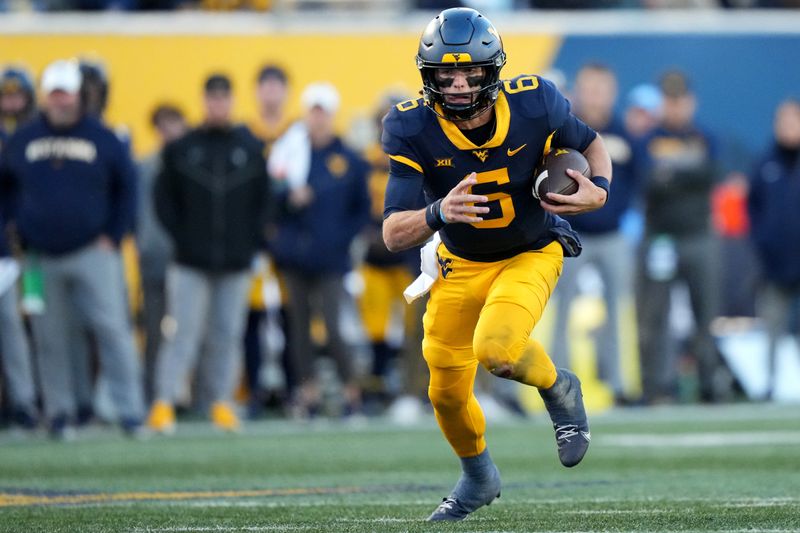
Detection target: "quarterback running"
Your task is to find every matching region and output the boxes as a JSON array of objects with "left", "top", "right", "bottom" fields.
[{"left": 381, "top": 7, "right": 612, "bottom": 521}]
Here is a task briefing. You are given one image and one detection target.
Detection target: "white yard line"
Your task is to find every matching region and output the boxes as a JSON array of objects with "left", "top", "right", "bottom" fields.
[
  {"left": 143, "top": 495, "right": 800, "bottom": 508},
  {"left": 128, "top": 528, "right": 316, "bottom": 532},
  {"left": 516, "top": 531, "right": 800, "bottom": 533},
  {"left": 127, "top": 517, "right": 797, "bottom": 533},
  {"left": 599, "top": 430, "right": 800, "bottom": 447},
  {"left": 723, "top": 500, "right": 800, "bottom": 508},
  {"left": 558, "top": 508, "right": 677, "bottom": 514},
  {"left": 557, "top": 499, "right": 800, "bottom": 514}
]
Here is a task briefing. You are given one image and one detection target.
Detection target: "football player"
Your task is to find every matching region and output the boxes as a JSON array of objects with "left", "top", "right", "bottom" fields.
[
  {"left": 359, "top": 93, "right": 419, "bottom": 407},
  {"left": 382, "top": 8, "right": 612, "bottom": 521},
  {"left": 244, "top": 64, "right": 292, "bottom": 416}
]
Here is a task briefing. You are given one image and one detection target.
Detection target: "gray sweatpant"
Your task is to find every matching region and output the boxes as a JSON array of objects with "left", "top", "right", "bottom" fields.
[
  {"left": 155, "top": 264, "right": 250, "bottom": 405},
  {"left": 281, "top": 270, "right": 354, "bottom": 385},
  {"left": 636, "top": 232, "right": 721, "bottom": 402},
  {"left": 550, "top": 231, "right": 633, "bottom": 395},
  {"left": 757, "top": 282, "right": 800, "bottom": 395},
  {"left": 0, "top": 281, "right": 37, "bottom": 411},
  {"left": 29, "top": 243, "right": 144, "bottom": 421}
]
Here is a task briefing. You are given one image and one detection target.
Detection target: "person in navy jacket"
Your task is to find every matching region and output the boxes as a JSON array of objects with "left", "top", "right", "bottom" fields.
[
  {"left": 0, "top": 59, "right": 143, "bottom": 438},
  {"left": 269, "top": 82, "right": 371, "bottom": 418},
  {"left": 551, "top": 64, "right": 641, "bottom": 403},
  {"left": 747, "top": 98, "right": 800, "bottom": 400}
]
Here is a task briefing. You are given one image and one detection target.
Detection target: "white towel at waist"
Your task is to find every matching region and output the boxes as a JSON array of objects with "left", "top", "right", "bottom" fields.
[{"left": 403, "top": 232, "right": 442, "bottom": 304}]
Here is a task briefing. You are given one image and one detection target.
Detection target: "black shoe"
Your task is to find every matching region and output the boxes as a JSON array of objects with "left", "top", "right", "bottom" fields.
[
  {"left": 76, "top": 405, "right": 94, "bottom": 427},
  {"left": 540, "top": 369, "right": 591, "bottom": 467},
  {"left": 120, "top": 417, "right": 148, "bottom": 439},
  {"left": 11, "top": 407, "right": 38, "bottom": 430},
  {"left": 49, "top": 413, "right": 75, "bottom": 441}
]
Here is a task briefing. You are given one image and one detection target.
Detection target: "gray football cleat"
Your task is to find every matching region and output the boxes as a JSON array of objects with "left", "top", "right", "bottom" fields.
[
  {"left": 427, "top": 464, "right": 501, "bottom": 522},
  {"left": 427, "top": 496, "right": 472, "bottom": 522},
  {"left": 427, "top": 490, "right": 501, "bottom": 522},
  {"left": 539, "top": 369, "right": 591, "bottom": 467}
]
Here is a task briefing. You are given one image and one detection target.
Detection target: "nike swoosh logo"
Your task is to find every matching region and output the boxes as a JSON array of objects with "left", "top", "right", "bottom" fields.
[
  {"left": 507, "top": 144, "right": 527, "bottom": 157},
  {"left": 581, "top": 431, "right": 591, "bottom": 441}
]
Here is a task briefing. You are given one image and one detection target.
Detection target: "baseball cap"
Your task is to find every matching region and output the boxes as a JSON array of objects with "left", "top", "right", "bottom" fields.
[
  {"left": 627, "top": 83, "right": 663, "bottom": 113},
  {"left": 40, "top": 59, "right": 82, "bottom": 94},
  {"left": 301, "top": 82, "right": 340, "bottom": 114},
  {"left": 204, "top": 73, "right": 232, "bottom": 93},
  {"left": 1, "top": 66, "right": 35, "bottom": 95}
]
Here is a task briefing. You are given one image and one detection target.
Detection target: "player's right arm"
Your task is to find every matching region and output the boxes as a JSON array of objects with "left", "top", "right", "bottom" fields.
[
  {"left": 382, "top": 210, "right": 431, "bottom": 253},
  {"left": 383, "top": 173, "right": 488, "bottom": 252},
  {"left": 381, "top": 102, "right": 488, "bottom": 252}
]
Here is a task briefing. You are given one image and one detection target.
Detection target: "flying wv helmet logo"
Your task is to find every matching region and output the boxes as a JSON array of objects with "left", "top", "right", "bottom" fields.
[
  {"left": 554, "top": 148, "right": 569, "bottom": 156},
  {"left": 441, "top": 52, "right": 472, "bottom": 64},
  {"left": 472, "top": 149, "right": 490, "bottom": 163},
  {"left": 437, "top": 253, "right": 453, "bottom": 279}
]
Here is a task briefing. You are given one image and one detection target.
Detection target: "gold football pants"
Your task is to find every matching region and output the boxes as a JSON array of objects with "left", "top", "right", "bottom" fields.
[
  {"left": 423, "top": 241, "right": 563, "bottom": 457},
  {"left": 359, "top": 264, "right": 414, "bottom": 342}
]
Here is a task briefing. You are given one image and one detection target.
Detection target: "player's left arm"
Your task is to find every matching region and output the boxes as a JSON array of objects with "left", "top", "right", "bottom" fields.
[
  {"left": 543, "top": 134, "right": 612, "bottom": 215},
  {"left": 534, "top": 78, "right": 613, "bottom": 215}
]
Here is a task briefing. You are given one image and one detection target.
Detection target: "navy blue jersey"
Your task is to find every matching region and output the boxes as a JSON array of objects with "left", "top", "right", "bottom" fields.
[
  {"left": 382, "top": 75, "right": 596, "bottom": 262},
  {"left": 565, "top": 115, "right": 639, "bottom": 234}
]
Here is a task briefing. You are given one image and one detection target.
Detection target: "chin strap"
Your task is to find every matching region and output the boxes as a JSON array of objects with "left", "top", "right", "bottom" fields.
[
  {"left": 427, "top": 99, "right": 494, "bottom": 122},
  {"left": 423, "top": 81, "right": 500, "bottom": 122}
]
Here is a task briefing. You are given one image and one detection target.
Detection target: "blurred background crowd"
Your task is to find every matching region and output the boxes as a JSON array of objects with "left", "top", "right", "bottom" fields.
[
  {"left": 3, "top": 0, "right": 800, "bottom": 13},
  {"left": 0, "top": 5, "right": 799, "bottom": 440}
]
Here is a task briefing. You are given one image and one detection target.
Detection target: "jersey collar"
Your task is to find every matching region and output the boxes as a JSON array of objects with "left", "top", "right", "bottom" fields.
[{"left": 435, "top": 91, "right": 510, "bottom": 151}]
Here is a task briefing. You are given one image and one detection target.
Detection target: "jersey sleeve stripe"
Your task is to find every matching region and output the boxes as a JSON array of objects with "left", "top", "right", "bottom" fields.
[{"left": 388, "top": 154, "right": 423, "bottom": 174}]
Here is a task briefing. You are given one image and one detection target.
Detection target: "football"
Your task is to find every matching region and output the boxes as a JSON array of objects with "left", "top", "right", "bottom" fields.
[{"left": 533, "top": 147, "right": 591, "bottom": 204}]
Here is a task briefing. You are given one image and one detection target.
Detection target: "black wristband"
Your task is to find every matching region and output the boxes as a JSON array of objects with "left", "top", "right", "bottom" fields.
[
  {"left": 590, "top": 176, "right": 610, "bottom": 204},
  {"left": 425, "top": 199, "right": 446, "bottom": 231}
]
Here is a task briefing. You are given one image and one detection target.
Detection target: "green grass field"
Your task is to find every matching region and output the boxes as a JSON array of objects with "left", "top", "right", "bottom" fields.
[{"left": 1, "top": 403, "right": 799, "bottom": 533}]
